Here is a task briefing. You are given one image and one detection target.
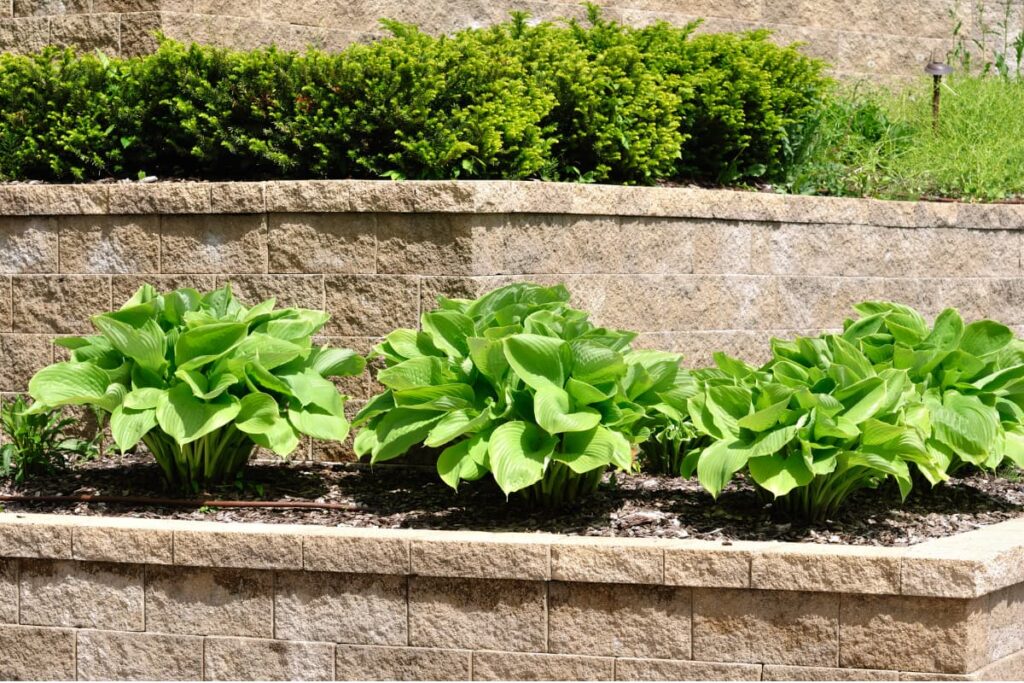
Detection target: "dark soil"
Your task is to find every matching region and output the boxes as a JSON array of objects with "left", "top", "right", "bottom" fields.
[{"left": 2, "top": 453, "right": 1023, "bottom": 546}]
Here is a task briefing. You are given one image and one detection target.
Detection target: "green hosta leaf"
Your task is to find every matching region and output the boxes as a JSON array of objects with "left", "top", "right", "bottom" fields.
[
  {"left": 123, "top": 387, "right": 164, "bottom": 410},
  {"left": 437, "top": 431, "right": 490, "bottom": 490},
  {"left": 353, "top": 428, "right": 379, "bottom": 457},
  {"left": 28, "top": 362, "right": 112, "bottom": 407},
  {"left": 377, "top": 357, "right": 456, "bottom": 391},
  {"left": 566, "top": 377, "right": 612, "bottom": 406},
  {"left": 843, "top": 450, "right": 913, "bottom": 500},
  {"left": 393, "top": 384, "right": 475, "bottom": 411},
  {"left": 960, "top": 320, "right": 1013, "bottom": 358},
  {"left": 176, "top": 368, "right": 237, "bottom": 400},
  {"left": 860, "top": 418, "right": 907, "bottom": 446},
  {"left": 930, "top": 393, "right": 1001, "bottom": 460},
  {"left": 503, "top": 334, "right": 569, "bottom": 390},
  {"left": 421, "top": 310, "right": 474, "bottom": 359},
  {"left": 262, "top": 310, "right": 330, "bottom": 341},
  {"left": 572, "top": 341, "right": 627, "bottom": 384},
  {"left": 737, "top": 398, "right": 789, "bottom": 432},
  {"left": 377, "top": 329, "right": 443, "bottom": 362},
  {"left": 279, "top": 367, "right": 345, "bottom": 411},
  {"left": 155, "top": 383, "right": 240, "bottom": 446},
  {"left": 696, "top": 439, "right": 751, "bottom": 498},
  {"left": 748, "top": 450, "right": 814, "bottom": 497},
  {"left": 1003, "top": 426, "right": 1024, "bottom": 468},
  {"left": 231, "top": 333, "right": 308, "bottom": 370},
  {"left": 371, "top": 408, "right": 444, "bottom": 463},
  {"left": 467, "top": 336, "right": 510, "bottom": 382},
  {"left": 308, "top": 347, "right": 366, "bottom": 377},
  {"left": 488, "top": 421, "right": 557, "bottom": 496},
  {"left": 110, "top": 405, "right": 157, "bottom": 451},
  {"left": 424, "top": 408, "right": 493, "bottom": 448},
  {"left": 91, "top": 315, "right": 167, "bottom": 372},
  {"left": 288, "top": 403, "right": 350, "bottom": 442},
  {"left": 557, "top": 425, "right": 632, "bottom": 473},
  {"left": 174, "top": 322, "right": 248, "bottom": 370},
  {"left": 534, "top": 385, "right": 601, "bottom": 434},
  {"left": 235, "top": 392, "right": 284, "bottom": 435},
  {"left": 246, "top": 361, "right": 293, "bottom": 396}
]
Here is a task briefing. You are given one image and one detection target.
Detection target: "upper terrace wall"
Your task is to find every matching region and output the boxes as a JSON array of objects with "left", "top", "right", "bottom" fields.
[{"left": 0, "top": 0, "right": 1010, "bottom": 78}]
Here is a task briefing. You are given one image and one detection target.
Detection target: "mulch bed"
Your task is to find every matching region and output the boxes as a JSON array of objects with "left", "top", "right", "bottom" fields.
[{"left": 3, "top": 453, "right": 1023, "bottom": 546}]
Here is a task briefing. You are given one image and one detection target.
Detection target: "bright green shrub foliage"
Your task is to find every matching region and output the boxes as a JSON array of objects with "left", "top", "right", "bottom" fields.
[
  {"left": 0, "top": 13, "right": 826, "bottom": 185},
  {"left": 353, "top": 283, "right": 695, "bottom": 506},
  {"left": 683, "top": 302, "right": 1024, "bottom": 520},
  {"left": 26, "top": 284, "right": 365, "bottom": 489}
]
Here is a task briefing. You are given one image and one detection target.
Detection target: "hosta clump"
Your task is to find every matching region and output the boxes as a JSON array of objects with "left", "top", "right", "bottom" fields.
[
  {"left": 353, "top": 283, "right": 694, "bottom": 506},
  {"left": 688, "top": 341, "right": 928, "bottom": 522},
  {"left": 840, "top": 302, "right": 1024, "bottom": 474},
  {"left": 27, "top": 284, "right": 364, "bottom": 489}
]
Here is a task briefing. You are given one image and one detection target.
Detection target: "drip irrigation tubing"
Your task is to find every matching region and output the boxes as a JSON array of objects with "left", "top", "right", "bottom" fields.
[{"left": 0, "top": 493, "right": 362, "bottom": 511}]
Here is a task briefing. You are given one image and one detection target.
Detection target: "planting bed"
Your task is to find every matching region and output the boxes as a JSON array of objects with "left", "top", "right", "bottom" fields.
[{"left": 3, "top": 457, "right": 1024, "bottom": 547}]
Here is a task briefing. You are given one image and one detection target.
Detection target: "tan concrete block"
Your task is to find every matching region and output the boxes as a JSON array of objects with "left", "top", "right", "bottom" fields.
[
  {"left": 118, "top": 10, "right": 162, "bottom": 56},
  {"left": 419, "top": 276, "right": 485, "bottom": 311},
  {"left": 839, "top": 594, "right": 986, "bottom": 673},
  {"left": 638, "top": 0, "right": 761, "bottom": 21},
  {"left": 264, "top": 180, "right": 351, "bottom": 213},
  {"left": 49, "top": 13, "right": 120, "bottom": 52},
  {"left": 19, "top": 559, "right": 144, "bottom": 630},
  {"left": 663, "top": 541, "right": 753, "bottom": 588},
  {"left": 195, "top": 0, "right": 259, "bottom": 15},
  {"left": 58, "top": 215, "right": 160, "bottom": 274},
  {"left": 940, "top": 278, "right": 1024, "bottom": 327},
  {"left": 0, "top": 560, "right": 15, "bottom": 623},
  {"left": 549, "top": 582, "right": 691, "bottom": 659},
  {"left": 0, "top": 625, "right": 76, "bottom": 680},
  {"left": 0, "top": 514, "right": 73, "bottom": 558},
  {"left": 762, "top": 0, "right": 956, "bottom": 38},
  {"left": 72, "top": 519, "right": 173, "bottom": 564},
  {"left": 411, "top": 533, "right": 549, "bottom": 581},
  {"left": 13, "top": 275, "right": 111, "bottom": 334},
  {"left": 751, "top": 544, "right": 902, "bottom": 595},
  {"left": 301, "top": 528, "right": 410, "bottom": 574},
  {"left": 112, "top": 274, "right": 218, "bottom": 303},
  {"left": 0, "top": 217, "right": 58, "bottom": 273},
  {"left": 260, "top": 0, "right": 433, "bottom": 34},
  {"left": 981, "top": 582, "right": 1024, "bottom": 664},
  {"left": 771, "top": 276, "right": 942, "bottom": 330},
  {"left": 692, "top": 588, "right": 838, "bottom": 666},
  {"left": 409, "top": 577, "right": 546, "bottom": 652},
  {"left": 376, "top": 213, "right": 475, "bottom": 275},
  {"left": 205, "top": 636, "right": 334, "bottom": 681},
  {"left": 161, "top": 214, "right": 267, "bottom": 274},
  {"left": 268, "top": 213, "right": 375, "bottom": 274},
  {"left": 209, "top": 181, "right": 265, "bottom": 213},
  {"left": 335, "top": 644, "right": 471, "bottom": 681},
  {"left": 762, "top": 665, "right": 899, "bottom": 680},
  {"left": 613, "top": 658, "right": 762, "bottom": 681},
  {"left": 0, "top": 184, "right": 108, "bottom": 216},
  {"left": 275, "top": 570, "right": 407, "bottom": 645},
  {"left": 324, "top": 274, "right": 419, "bottom": 336},
  {"left": 219, "top": 274, "right": 324, "bottom": 310},
  {"left": 691, "top": 220, "right": 756, "bottom": 274},
  {"left": 13, "top": 0, "right": 89, "bottom": 15},
  {"left": 107, "top": 182, "right": 210, "bottom": 214},
  {"left": 967, "top": 648, "right": 1024, "bottom": 681},
  {"left": 172, "top": 526, "right": 302, "bottom": 570},
  {"left": 472, "top": 651, "right": 613, "bottom": 681},
  {"left": 0, "top": 277, "right": 9, "bottom": 332},
  {"left": 0, "top": 15, "right": 49, "bottom": 52},
  {"left": 93, "top": 0, "right": 190, "bottom": 12},
  {"left": 76, "top": 630, "right": 204, "bottom": 681},
  {"left": 347, "top": 180, "right": 418, "bottom": 212},
  {"left": 145, "top": 565, "right": 273, "bottom": 637},
  {"left": 0, "top": 334, "right": 52, "bottom": 392},
  {"left": 550, "top": 537, "right": 662, "bottom": 584},
  {"left": 957, "top": 202, "right": 1024, "bottom": 232}
]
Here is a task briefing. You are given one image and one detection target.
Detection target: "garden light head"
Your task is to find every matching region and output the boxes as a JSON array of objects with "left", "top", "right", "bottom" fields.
[{"left": 925, "top": 60, "right": 953, "bottom": 131}]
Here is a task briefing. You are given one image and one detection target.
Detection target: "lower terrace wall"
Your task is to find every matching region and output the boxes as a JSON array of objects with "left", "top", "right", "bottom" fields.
[
  {"left": 0, "top": 0, "right": 1012, "bottom": 79},
  {"left": 1, "top": 514, "right": 1024, "bottom": 680},
  {"left": 1, "top": 180, "right": 1023, "bottom": 460}
]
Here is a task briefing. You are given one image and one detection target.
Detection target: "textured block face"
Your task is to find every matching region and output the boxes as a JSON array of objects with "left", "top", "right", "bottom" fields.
[
  {"left": 268, "top": 213, "right": 375, "bottom": 274},
  {"left": 19, "top": 559, "right": 144, "bottom": 631},
  {"left": 0, "top": 560, "right": 15, "bottom": 623},
  {"left": 0, "top": 625, "right": 76, "bottom": 680},
  {"left": 324, "top": 274, "right": 420, "bottom": 336},
  {"left": 0, "top": 217, "right": 57, "bottom": 273},
  {"left": 76, "top": 630, "right": 204, "bottom": 681},
  {"left": 145, "top": 565, "right": 273, "bottom": 637},
  {"left": 375, "top": 213, "right": 476, "bottom": 275},
  {"left": 160, "top": 215, "right": 267, "bottom": 274},
  {"left": 0, "top": 333, "right": 52, "bottom": 392},
  {"left": 335, "top": 645, "right": 471, "bottom": 681},
  {"left": 613, "top": 658, "right": 763, "bottom": 681},
  {"left": 471, "top": 652, "right": 615, "bottom": 681},
  {"left": 204, "top": 637, "right": 335, "bottom": 681},
  {"left": 692, "top": 588, "right": 839, "bottom": 666},
  {"left": 408, "top": 577, "right": 546, "bottom": 652},
  {"left": 58, "top": 216, "right": 160, "bottom": 274},
  {"left": 12, "top": 275, "right": 112, "bottom": 333},
  {"left": 274, "top": 571, "right": 408, "bottom": 645},
  {"left": 548, "top": 582, "right": 692, "bottom": 659},
  {"left": 839, "top": 594, "right": 985, "bottom": 674}
]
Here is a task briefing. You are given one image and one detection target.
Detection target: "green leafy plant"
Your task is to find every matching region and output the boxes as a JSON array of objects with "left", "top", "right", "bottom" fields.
[
  {"left": 0, "top": 395, "right": 100, "bottom": 484},
  {"left": 353, "top": 282, "right": 694, "bottom": 506},
  {"left": 26, "top": 284, "right": 364, "bottom": 489}
]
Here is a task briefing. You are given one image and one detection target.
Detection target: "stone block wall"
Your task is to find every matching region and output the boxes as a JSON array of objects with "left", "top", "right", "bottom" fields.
[
  {"left": 0, "top": 0, "right": 1015, "bottom": 78},
  {"left": 1, "top": 179, "right": 1023, "bottom": 459},
  {"left": 2, "top": 513, "right": 1024, "bottom": 680}
]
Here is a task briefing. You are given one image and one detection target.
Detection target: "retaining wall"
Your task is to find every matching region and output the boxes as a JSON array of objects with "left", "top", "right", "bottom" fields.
[
  {"left": 0, "top": 0, "right": 1012, "bottom": 78},
  {"left": 1, "top": 513, "right": 1024, "bottom": 679},
  {"left": 1, "top": 180, "right": 1024, "bottom": 459}
]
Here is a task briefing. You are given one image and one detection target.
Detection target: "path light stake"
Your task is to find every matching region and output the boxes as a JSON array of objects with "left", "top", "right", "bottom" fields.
[{"left": 925, "top": 60, "right": 953, "bottom": 132}]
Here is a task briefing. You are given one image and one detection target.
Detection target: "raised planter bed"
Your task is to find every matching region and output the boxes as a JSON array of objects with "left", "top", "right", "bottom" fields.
[{"left": 1, "top": 512, "right": 1023, "bottom": 680}]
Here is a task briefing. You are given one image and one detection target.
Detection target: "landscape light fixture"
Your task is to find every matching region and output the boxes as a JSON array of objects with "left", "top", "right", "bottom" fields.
[{"left": 924, "top": 60, "right": 953, "bottom": 131}]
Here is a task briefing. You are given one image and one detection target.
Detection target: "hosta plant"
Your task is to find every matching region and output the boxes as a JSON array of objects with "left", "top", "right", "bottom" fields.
[
  {"left": 27, "top": 284, "right": 364, "bottom": 489},
  {"left": 687, "top": 340, "right": 933, "bottom": 522},
  {"left": 353, "top": 282, "right": 694, "bottom": 506},
  {"left": 839, "top": 301, "right": 1024, "bottom": 475}
]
